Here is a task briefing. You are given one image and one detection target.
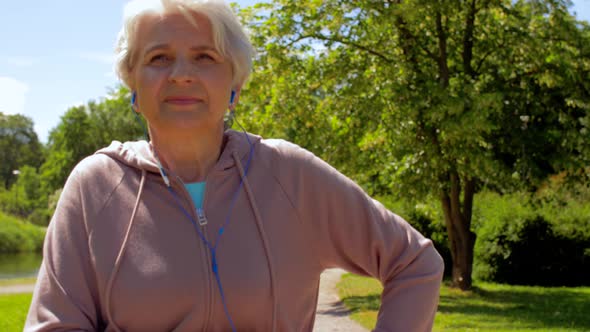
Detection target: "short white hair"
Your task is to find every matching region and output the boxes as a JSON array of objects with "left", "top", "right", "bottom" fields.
[{"left": 114, "top": 0, "right": 254, "bottom": 88}]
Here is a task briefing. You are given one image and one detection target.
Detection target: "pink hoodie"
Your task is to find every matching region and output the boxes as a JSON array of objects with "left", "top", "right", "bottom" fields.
[{"left": 25, "top": 130, "right": 444, "bottom": 332}]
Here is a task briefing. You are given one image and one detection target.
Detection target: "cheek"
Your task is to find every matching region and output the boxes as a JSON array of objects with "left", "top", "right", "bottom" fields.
[
  {"left": 135, "top": 70, "right": 167, "bottom": 112},
  {"left": 200, "top": 67, "right": 233, "bottom": 99},
  {"left": 137, "top": 68, "right": 166, "bottom": 93}
]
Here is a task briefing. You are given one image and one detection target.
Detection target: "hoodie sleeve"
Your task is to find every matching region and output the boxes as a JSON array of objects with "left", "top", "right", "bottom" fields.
[
  {"left": 25, "top": 165, "right": 101, "bottom": 331},
  {"left": 272, "top": 140, "right": 444, "bottom": 332}
]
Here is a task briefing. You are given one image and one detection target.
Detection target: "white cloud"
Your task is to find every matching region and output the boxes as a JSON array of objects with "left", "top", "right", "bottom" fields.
[
  {"left": 1, "top": 56, "right": 38, "bottom": 67},
  {"left": 0, "top": 77, "right": 29, "bottom": 115},
  {"left": 79, "top": 52, "right": 115, "bottom": 65}
]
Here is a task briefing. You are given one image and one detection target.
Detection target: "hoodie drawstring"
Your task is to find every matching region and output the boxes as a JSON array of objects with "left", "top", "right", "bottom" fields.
[
  {"left": 232, "top": 151, "right": 278, "bottom": 332},
  {"left": 101, "top": 147, "right": 276, "bottom": 331},
  {"left": 105, "top": 169, "right": 147, "bottom": 332}
]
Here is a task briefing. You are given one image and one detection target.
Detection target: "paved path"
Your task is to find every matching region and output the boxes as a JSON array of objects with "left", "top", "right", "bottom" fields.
[
  {"left": 313, "top": 269, "right": 369, "bottom": 332},
  {"left": 1, "top": 269, "right": 368, "bottom": 331},
  {"left": 0, "top": 283, "right": 35, "bottom": 294}
]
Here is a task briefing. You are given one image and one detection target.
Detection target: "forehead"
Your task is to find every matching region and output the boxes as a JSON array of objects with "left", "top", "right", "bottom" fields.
[{"left": 136, "top": 11, "right": 214, "bottom": 51}]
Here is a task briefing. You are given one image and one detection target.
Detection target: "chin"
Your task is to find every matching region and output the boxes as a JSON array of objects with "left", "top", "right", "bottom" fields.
[{"left": 164, "top": 115, "right": 220, "bottom": 133}]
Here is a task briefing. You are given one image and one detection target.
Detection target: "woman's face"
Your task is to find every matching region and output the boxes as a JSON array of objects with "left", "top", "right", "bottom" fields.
[{"left": 131, "top": 12, "right": 235, "bottom": 136}]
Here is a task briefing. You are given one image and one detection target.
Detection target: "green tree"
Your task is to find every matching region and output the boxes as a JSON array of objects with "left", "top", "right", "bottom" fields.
[
  {"left": 40, "top": 86, "right": 144, "bottom": 194},
  {"left": 87, "top": 86, "right": 146, "bottom": 144},
  {"left": 0, "top": 165, "right": 43, "bottom": 217},
  {"left": 0, "top": 113, "right": 44, "bottom": 189},
  {"left": 239, "top": 0, "right": 590, "bottom": 289},
  {"left": 40, "top": 105, "right": 95, "bottom": 193}
]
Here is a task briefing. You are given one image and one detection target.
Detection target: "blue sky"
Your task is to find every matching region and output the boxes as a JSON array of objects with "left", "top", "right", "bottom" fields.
[{"left": 1, "top": 0, "right": 589, "bottom": 143}]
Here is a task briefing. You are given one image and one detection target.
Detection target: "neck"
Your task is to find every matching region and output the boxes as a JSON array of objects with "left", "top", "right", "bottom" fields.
[{"left": 149, "top": 126, "right": 225, "bottom": 183}]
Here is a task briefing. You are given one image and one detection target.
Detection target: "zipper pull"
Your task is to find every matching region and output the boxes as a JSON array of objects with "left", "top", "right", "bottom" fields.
[{"left": 196, "top": 207, "right": 208, "bottom": 226}]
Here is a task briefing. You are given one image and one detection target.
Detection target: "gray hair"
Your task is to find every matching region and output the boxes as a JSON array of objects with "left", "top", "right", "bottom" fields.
[{"left": 114, "top": 0, "right": 254, "bottom": 88}]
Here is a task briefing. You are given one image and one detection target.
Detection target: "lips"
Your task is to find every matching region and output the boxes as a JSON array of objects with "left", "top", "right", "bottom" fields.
[{"left": 164, "top": 96, "right": 203, "bottom": 105}]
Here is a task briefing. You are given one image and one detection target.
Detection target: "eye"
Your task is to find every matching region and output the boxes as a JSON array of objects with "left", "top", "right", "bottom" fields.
[
  {"left": 195, "top": 53, "right": 215, "bottom": 62},
  {"left": 149, "top": 54, "right": 171, "bottom": 64}
]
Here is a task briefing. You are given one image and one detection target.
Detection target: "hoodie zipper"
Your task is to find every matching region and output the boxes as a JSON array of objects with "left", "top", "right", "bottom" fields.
[
  {"left": 173, "top": 176, "right": 213, "bottom": 331},
  {"left": 196, "top": 208, "right": 208, "bottom": 226},
  {"left": 195, "top": 205, "right": 213, "bottom": 331},
  {"left": 197, "top": 182, "right": 214, "bottom": 331}
]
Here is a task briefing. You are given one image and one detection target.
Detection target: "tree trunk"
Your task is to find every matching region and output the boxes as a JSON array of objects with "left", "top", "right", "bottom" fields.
[
  {"left": 440, "top": 0, "right": 478, "bottom": 290},
  {"left": 440, "top": 173, "right": 476, "bottom": 290}
]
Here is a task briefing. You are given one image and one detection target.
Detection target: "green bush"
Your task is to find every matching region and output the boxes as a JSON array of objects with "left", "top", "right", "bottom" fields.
[
  {"left": 474, "top": 192, "right": 590, "bottom": 286},
  {"left": 0, "top": 166, "right": 53, "bottom": 225},
  {"left": 27, "top": 208, "right": 51, "bottom": 227},
  {"left": 0, "top": 211, "right": 45, "bottom": 253},
  {"left": 379, "top": 188, "right": 590, "bottom": 286}
]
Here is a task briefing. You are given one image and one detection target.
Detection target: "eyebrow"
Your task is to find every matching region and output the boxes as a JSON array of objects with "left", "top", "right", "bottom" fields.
[{"left": 144, "top": 44, "right": 219, "bottom": 55}]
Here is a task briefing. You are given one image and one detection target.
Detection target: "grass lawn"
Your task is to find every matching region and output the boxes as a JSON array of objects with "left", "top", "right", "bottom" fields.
[
  {"left": 337, "top": 274, "right": 590, "bottom": 332},
  {"left": 0, "top": 293, "right": 32, "bottom": 332}
]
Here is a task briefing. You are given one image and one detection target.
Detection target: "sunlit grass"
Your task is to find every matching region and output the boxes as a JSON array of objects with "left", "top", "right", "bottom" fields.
[
  {"left": 0, "top": 293, "right": 32, "bottom": 332},
  {"left": 337, "top": 274, "right": 590, "bottom": 332}
]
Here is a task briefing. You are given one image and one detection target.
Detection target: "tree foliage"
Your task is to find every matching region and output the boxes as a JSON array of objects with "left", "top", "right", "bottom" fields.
[
  {"left": 0, "top": 86, "right": 143, "bottom": 225},
  {"left": 40, "top": 86, "right": 144, "bottom": 194},
  {"left": 0, "top": 113, "right": 43, "bottom": 189},
  {"left": 238, "top": 0, "right": 590, "bottom": 289}
]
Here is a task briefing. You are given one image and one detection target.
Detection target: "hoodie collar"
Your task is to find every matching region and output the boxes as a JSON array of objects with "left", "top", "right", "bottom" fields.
[
  {"left": 95, "top": 129, "right": 261, "bottom": 175},
  {"left": 215, "top": 130, "right": 261, "bottom": 171}
]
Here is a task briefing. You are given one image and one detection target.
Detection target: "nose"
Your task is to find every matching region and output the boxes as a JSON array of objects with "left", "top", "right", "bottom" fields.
[{"left": 168, "top": 58, "right": 197, "bottom": 84}]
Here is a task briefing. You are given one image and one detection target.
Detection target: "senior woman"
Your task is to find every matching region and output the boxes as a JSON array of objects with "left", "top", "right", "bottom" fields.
[{"left": 25, "top": 0, "right": 444, "bottom": 331}]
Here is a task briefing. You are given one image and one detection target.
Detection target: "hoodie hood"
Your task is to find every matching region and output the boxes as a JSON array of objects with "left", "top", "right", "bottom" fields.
[{"left": 95, "top": 129, "right": 262, "bottom": 178}]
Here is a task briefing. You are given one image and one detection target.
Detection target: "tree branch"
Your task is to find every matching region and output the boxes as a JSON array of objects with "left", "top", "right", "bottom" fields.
[
  {"left": 474, "top": 47, "right": 498, "bottom": 75},
  {"left": 463, "top": 0, "right": 477, "bottom": 78},
  {"left": 395, "top": 16, "right": 424, "bottom": 75},
  {"left": 436, "top": 6, "right": 450, "bottom": 88},
  {"left": 288, "top": 34, "right": 395, "bottom": 64}
]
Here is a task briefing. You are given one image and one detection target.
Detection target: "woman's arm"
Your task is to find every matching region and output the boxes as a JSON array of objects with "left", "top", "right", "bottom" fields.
[
  {"left": 25, "top": 164, "right": 101, "bottom": 331},
  {"left": 272, "top": 140, "right": 444, "bottom": 332}
]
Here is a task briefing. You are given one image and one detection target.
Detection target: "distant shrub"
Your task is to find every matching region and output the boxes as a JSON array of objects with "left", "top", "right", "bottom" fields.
[
  {"left": 27, "top": 208, "right": 51, "bottom": 227},
  {"left": 474, "top": 192, "right": 590, "bottom": 286},
  {"left": 0, "top": 211, "right": 45, "bottom": 253},
  {"left": 379, "top": 188, "right": 590, "bottom": 286}
]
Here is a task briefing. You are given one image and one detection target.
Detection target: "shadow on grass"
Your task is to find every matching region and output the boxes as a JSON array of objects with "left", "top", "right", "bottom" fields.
[
  {"left": 316, "top": 301, "right": 357, "bottom": 318},
  {"left": 341, "top": 294, "right": 381, "bottom": 313}
]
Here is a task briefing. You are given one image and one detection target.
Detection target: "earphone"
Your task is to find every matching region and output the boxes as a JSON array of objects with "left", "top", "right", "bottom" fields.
[{"left": 130, "top": 90, "right": 252, "bottom": 332}]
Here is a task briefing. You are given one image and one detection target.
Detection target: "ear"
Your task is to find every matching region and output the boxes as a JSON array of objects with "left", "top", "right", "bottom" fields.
[{"left": 229, "top": 88, "right": 242, "bottom": 110}]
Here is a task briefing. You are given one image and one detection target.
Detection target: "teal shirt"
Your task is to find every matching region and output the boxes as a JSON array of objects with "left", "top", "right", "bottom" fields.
[{"left": 184, "top": 182, "right": 206, "bottom": 209}]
